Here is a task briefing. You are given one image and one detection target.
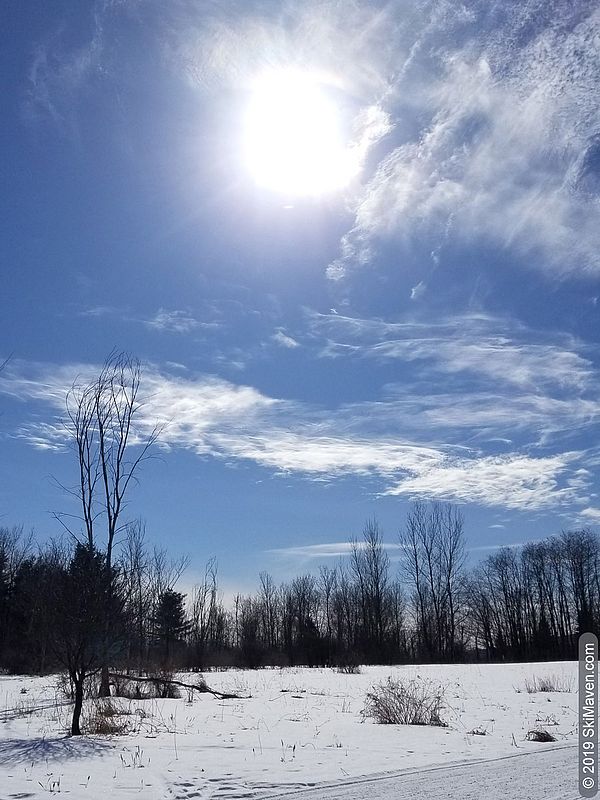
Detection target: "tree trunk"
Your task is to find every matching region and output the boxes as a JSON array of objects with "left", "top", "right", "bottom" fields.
[
  {"left": 71, "top": 674, "right": 84, "bottom": 736},
  {"left": 99, "top": 664, "right": 110, "bottom": 697}
]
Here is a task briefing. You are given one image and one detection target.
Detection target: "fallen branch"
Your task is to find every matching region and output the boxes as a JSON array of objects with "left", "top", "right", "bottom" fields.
[{"left": 108, "top": 671, "right": 246, "bottom": 700}]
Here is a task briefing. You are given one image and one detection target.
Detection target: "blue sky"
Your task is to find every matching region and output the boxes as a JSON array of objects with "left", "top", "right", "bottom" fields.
[{"left": 1, "top": 0, "right": 600, "bottom": 590}]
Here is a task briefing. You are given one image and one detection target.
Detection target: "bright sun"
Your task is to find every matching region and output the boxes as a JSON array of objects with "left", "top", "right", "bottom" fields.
[{"left": 243, "top": 69, "right": 359, "bottom": 196}]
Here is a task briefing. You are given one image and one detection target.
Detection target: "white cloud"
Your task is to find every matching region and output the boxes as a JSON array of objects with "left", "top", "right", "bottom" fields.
[
  {"left": 272, "top": 329, "right": 300, "bottom": 349},
  {"left": 579, "top": 507, "right": 600, "bottom": 523},
  {"left": 27, "top": 2, "right": 598, "bottom": 279},
  {"left": 268, "top": 541, "right": 403, "bottom": 558},
  {"left": 385, "top": 452, "right": 581, "bottom": 511},
  {"left": 410, "top": 281, "right": 426, "bottom": 301},
  {"left": 1, "top": 358, "right": 596, "bottom": 513},
  {"left": 165, "top": 361, "right": 188, "bottom": 372},
  {"left": 330, "top": 3, "right": 600, "bottom": 278},
  {"left": 77, "top": 305, "right": 119, "bottom": 318},
  {"left": 144, "top": 309, "right": 208, "bottom": 335},
  {"left": 310, "top": 311, "right": 597, "bottom": 393}
]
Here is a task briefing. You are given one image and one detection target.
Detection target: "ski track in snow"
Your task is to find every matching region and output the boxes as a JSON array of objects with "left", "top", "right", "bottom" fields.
[
  {"left": 249, "top": 745, "right": 578, "bottom": 800},
  {"left": 161, "top": 746, "right": 578, "bottom": 800}
]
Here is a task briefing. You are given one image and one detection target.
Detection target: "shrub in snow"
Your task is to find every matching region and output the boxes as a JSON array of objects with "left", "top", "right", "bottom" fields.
[
  {"left": 526, "top": 728, "right": 557, "bottom": 743},
  {"left": 83, "top": 698, "right": 130, "bottom": 735},
  {"left": 362, "top": 677, "right": 447, "bottom": 726},
  {"left": 467, "top": 726, "right": 488, "bottom": 735},
  {"left": 523, "top": 674, "right": 573, "bottom": 693},
  {"left": 336, "top": 652, "right": 362, "bottom": 674}
]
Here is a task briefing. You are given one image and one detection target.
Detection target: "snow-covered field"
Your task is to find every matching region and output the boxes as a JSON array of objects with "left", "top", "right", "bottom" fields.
[{"left": 0, "top": 662, "right": 578, "bottom": 799}]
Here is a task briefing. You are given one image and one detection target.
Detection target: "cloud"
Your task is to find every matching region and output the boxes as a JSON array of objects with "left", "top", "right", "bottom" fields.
[
  {"left": 306, "top": 311, "right": 600, "bottom": 456},
  {"left": 579, "top": 507, "right": 600, "bottom": 523},
  {"left": 26, "top": 2, "right": 598, "bottom": 279},
  {"left": 272, "top": 329, "right": 300, "bottom": 349},
  {"left": 77, "top": 305, "right": 120, "bottom": 318},
  {"left": 310, "top": 311, "right": 597, "bottom": 393},
  {"left": 268, "top": 541, "right": 403, "bottom": 558},
  {"left": 24, "top": 5, "right": 107, "bottom": 133},
  {"left": 144, "top": 308, "right": 205, "bottom": 335},
  {"left": 469, "top": 542, "right": 522, "bottom": 551},
  {"left": 0, "top": 357, "right": 596, "bottom": 513},
  {"left": 384, "top": 452, "right": 582, "bottom": 511},
  {"left": 410, "top": 282, "right": 426, "bottom": 301},
  {"left": 328, "top": 2, "right": 600, "bottom": 279},
  {"left": 165, "top": 361, "right": 189, "bottom": 372}
]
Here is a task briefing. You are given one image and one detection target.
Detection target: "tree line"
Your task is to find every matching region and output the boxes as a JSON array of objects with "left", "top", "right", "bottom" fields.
[{"left": 1, "top": 511, "right": 598, "bottom": 681}]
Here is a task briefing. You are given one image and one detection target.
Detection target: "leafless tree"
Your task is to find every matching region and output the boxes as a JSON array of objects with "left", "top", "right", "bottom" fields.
[
  {"left": 120, "top": 520, "right": 152, "bottom": 671},
  {"left": 350, "top": 519, "right": 391, "bottom": 658},
  {"left": 58, "top": 351, "right": 159, "bottom": 695},
  {"left": 318, "top": 565, "right": 337, "bottom": 663},
  {"left": 190, "top": 558, "right": 222, "bottom": 668},
  {"left": 400, "top": 502, "right": 466, "bottom": 661},
  {"left": 258, "top": 571, "right": 280, "bottom": 651}
]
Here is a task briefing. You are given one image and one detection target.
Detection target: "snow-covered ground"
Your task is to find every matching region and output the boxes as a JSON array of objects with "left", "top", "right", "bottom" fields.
[{"left": 0, "top": 662, "right": 578, "bottom": 799}]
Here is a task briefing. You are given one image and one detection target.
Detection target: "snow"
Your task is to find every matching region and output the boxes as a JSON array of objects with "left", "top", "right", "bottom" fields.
[
  {"left": 0, "top": 662, "right": 578, "bottom": 799},
  {"left": 262, "top": 746, "right": 578, "bottom": 800}
]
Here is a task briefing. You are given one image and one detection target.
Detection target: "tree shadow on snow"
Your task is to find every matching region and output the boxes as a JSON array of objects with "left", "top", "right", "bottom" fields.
[{"left": 0, "top": 736, "right": 111, "bottom": 765}]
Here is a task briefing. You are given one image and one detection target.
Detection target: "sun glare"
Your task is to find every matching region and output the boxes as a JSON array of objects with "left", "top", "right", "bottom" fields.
[{"left": 243, "top": 70, "right": 359, "bottom": 196}]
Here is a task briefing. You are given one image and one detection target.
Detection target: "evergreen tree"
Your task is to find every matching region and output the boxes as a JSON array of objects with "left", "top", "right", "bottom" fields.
[
  {"left": 152, "top": 590, "right": 190, "bottom": 666},
  {"left": 53, "top": 544, "right": 122, "bottom": 735}
]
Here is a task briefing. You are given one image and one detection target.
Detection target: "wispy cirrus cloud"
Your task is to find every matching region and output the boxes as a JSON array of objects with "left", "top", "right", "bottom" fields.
[
  {"left": 327, "top": 1, "right": 600, "bottom": 280},
  {"left": 271, "top": 329, "right": 301, "bottom": 349},
  {"left": 24, "top": 3, "right": 108, "bottom": 132},
  {"left": 268, "top": 541, "right": 404, "bottom": 559},
  {"left": 144, "top": 308, "right": 217, "bottom": 335},
  {"left": 25, "top": 1, "right": 598, "bottom": 279},
  {"left": 305, "top": 310, "right": 600, "bottom": 450},
  {"left": 269, "top": 539, "right": 519, "bottom": 564},
  {"left": 385, "top": 452, "right": 583, "bottom": 511},
  {"left": 310, "top": 310, "right": 597, "bottom": 393},
  {"left": 0, "top": 357, "right": 596, "bottom": 513},
  {"left": 77, "top": 305, "right": 121, "bottom": 318}
]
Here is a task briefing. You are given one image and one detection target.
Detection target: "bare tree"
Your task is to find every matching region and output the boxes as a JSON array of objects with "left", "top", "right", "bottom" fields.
[
  {"left": 318, "top": 565, "right": 337, "bottom": 664},
  {"left": 258, "top": 571, "right": 280, "bottom": 651},
  {"left": 58, "top": 351, "right": 159, "bottom": 695},
  {"left": 120, "top": 520, "right": 152, "bottom": 672},
  {"left": 350, "top": 519, "right": 391, "bottom": 658},
  {"left": 190, "top": 558, "right": 220, "bottom": 668},
  {"left": 400, "top": 502, "right": 466, "bottom": 662}
]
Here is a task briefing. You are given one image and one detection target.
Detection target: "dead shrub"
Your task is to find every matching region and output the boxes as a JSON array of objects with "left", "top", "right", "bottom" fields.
[
  {"left": 151, "top": 670, "right": 181, "bottom": 699},
  {"left": 526, "top": 728, "right": 557, "bottom": 743},
  {"left": 338, "top": 664, "right": 361, "bottom": 675},
  {"left": 84, "top": 698, "right": 130, "bottom": 735},
  {"left": 363, "top": 677, "right": 447, "bottom": 726},
  {"left": 467, "top": 726, "right": 487, "bottom": 736},
  {"left": 523, "top": 674, "right": 573, "bottom": 694},
  {"left": 335, "top": 652, "right": 362, "bottom": 674}
]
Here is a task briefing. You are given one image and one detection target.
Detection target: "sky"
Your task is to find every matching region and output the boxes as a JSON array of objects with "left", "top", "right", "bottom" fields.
[{"left": 1, "top": 0, "right": 600, "bottom": 591}]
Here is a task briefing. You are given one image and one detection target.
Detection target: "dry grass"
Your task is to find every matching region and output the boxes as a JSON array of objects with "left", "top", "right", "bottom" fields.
[
  {"left": 336, "top": 663, "right": 362, "bottom": 675},
  {"left": 83, "top": 698, "right": 130, "bottom": 735},
  {"left": 363, "top": 677, "right": 447, "bottom": 726},
  {"left": 523, "top": 674, "right": 573, "bottom": 694},
  {"left": 335, "top": 653, "right": 362, "bottom": 675}
]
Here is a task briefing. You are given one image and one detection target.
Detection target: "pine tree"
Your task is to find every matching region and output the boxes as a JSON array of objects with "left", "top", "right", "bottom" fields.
[{"left": 151, "top": 590, "right": 190, "bottom": 666}]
